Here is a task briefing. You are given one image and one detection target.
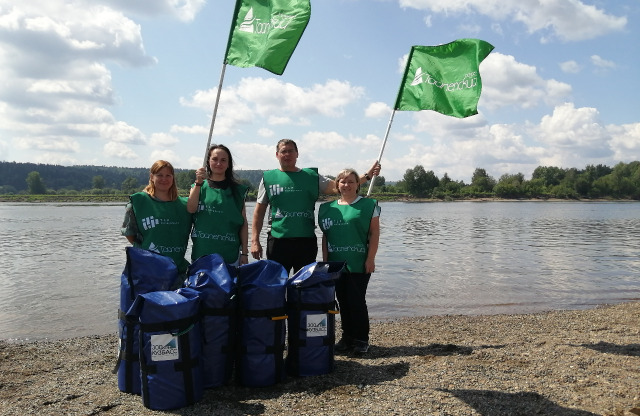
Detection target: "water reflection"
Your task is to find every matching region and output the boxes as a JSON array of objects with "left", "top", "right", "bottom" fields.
[{"left": 0, "top": 201, "right": 638, "bottom": 340}]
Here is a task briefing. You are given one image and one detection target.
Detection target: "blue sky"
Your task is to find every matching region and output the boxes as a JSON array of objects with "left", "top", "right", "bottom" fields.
[{"left": 0, "top": 0, "right": 638, "bottom": 182}]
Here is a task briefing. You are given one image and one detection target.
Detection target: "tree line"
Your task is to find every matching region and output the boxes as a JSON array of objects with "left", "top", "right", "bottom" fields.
[
  {"left": 1, "top": 161, "right": 639, "bottom": 200},
  {"left": 0, "top": 161, "right": 263, "bottom": 196},
  {"left": 390, "top": 161, "right": 640, "bottom": 200}
]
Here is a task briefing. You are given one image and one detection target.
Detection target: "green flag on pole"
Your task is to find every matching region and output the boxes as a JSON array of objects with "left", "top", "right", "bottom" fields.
[
  {"left": 224, "top": 0, "right": 311, "bottom": 76},
  {"left": 394, "top": 39, "right": 494, "bottom": 118}
]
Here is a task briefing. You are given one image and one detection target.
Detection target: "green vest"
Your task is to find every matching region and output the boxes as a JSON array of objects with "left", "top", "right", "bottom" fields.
[
  {"left": 318, "top": 197, "right": 377, "bottom": 273},
  {"left": 263, "top": 168, "right": 319, "bottom": 238},
  {"left": 190, "top": 182, "right": 248, "bottom": 263},
  {"left": 130, "top": 192, "right": 192, "bottom": 273}
]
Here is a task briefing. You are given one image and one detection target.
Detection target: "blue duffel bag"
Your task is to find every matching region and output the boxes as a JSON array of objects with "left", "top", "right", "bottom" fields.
[
  {"left": 115, "top": 247, "right": 178, "bottom": 395},
  {"left": 129, "top": 288, "right": 203, "bottom": 410},
  {"left": 286, "top": 261, "right": 344, "bottom": 377},
  {"left": 185, "top": 253, "right": 237, "bottom": 388},
  {"left": 235, "top": 260, "right": 288, "bottom": 387}
]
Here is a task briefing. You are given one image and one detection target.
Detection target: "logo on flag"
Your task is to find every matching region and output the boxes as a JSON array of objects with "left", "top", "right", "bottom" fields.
[
  {"left": 225, "top": 0, "right": 311, "bottom": 75},
  {"left": 395, "top": 38, "right": 494, "bottom": 118},
  {"left": 411, "top": 68, "right": 425, "bottom": 86},
  {"left": 239, "top": 7, "right": 256, "bottom": 32}
]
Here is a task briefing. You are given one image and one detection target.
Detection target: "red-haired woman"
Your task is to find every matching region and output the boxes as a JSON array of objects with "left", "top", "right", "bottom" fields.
[{"left": 121, "top": 160, "right": 192, "bottom": 279}]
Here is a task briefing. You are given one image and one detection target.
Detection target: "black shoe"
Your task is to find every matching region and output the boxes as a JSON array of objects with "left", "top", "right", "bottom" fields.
[
  {"left": 335, "top": 337, "right": 354, "bottom": 352},
  {"left": 353, "top": 340, "right": 369, "bottom": 354}
]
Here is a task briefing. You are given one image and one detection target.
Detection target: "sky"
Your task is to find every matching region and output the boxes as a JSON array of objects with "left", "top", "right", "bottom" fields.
[{"left": 0, "top": 0, "right": 639, "bottom": 183}]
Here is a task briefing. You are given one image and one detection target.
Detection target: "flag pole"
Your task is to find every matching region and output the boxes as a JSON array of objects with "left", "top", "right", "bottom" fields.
[
  {"left": 367, "top": 109, "right": 396, "bottom": 196},
  {"left": 202, "top": 63, "right": 228, "bottom": 167}
]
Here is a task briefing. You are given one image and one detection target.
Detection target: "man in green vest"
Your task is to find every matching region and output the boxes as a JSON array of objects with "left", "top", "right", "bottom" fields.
[{"left": 250, "top": 139, "right": 380, "bottom": 274}]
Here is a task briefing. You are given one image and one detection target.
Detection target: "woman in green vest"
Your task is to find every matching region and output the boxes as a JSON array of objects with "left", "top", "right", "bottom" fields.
[
  {"left": 121, "top": 160, "right": 192, "bottom": 281},
  {"left": 187, "top": 144, "right": 249, "bottom": 266},
  {"left": 318, "top": 168, "right": 381, "bottom": 354}
]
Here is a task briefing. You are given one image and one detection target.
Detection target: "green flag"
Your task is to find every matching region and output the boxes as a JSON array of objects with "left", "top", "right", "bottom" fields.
[
  {"left": 394, "top": 39, "right": 494, "bottom": 118},
  {"left": 224, "top": 0, "right": 311, "bottom": 75}
]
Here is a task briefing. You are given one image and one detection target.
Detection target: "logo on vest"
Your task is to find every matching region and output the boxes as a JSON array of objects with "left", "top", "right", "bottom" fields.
[
  {"left": 150, "top": 334, "right": 179, "bottom": 361},
  {"left": 198, "top": 202, "right": 224, "bottom": 214},
  {"left": 191, "top": 229, "right": 237, "bottom": 242},
  {"left": 269, "top": 184, "right": 284, "bottom": 196},
  {"left": 327, "top": 242, "right": 365, "bottom": 254},
  {"left": 306, "top": 314, "right": 327, "bottom": 337},
  {"left": 321, "top": 218, "right": 333, "bottom": 230},
  {"left": 148, "top": 242, "right": 185, "bottom": 255},
  {"left": 141, "top": 216, "right": 159, "bottom": 230}
]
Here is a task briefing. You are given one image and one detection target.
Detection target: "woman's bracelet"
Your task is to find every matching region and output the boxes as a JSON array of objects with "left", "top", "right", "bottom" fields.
[{"left": 240, "top": 253, "right": 248, "bottom": 256}]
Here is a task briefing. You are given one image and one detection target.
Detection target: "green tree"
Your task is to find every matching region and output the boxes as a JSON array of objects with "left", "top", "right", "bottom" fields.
[
  {"left": 175, "top": 170, "right": 196, "bottom": 191},
  {"left": 366, "top": 175, "right": 385, "bottom": 193},
  {"left": 532, "top": 166, "right": 566, "bottom": 187},
  {"left": 26, "top": 171, "right": 46, "bottom": 194},
  {"left": 0, "top": 185, "right": 17, "bottom": 194},
  {"left": 121, "top": 176, "right": 140, "bottom": 194},
  {"left": 403, "top": 166, "right": 428, "bottom": 197},
  {"left": 403, "top": 166, "right": 439, "bottom": 197},
  {"left": 471, "top": 168, "right": 496, "bottom": 193},
  {"left": 494, "top": 173, "right": 525, "bottom": 198},
  {"left": 92, "top": 175, "right": 105, "bottom": 189}
]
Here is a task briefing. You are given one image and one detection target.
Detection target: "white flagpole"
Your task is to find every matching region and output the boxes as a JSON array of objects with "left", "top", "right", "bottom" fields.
[
  {"left": 367, "top": 109, "right": 396, "bottom": 196},
  {"left": 202, "top": 63, "right": 228, "bottom": 167}
]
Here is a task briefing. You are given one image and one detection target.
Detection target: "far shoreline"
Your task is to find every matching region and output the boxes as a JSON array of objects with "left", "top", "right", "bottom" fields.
[{"left": 0, "top": 194, "right": 636, "bottom": 203}]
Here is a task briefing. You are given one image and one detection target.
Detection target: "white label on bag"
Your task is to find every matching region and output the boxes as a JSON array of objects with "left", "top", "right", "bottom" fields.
[
  {"left": 306, "top": 314, "right": 328, "bottom": 337},
  {"left": 150, "top": 334, "right": 179, "bottom": 361}
]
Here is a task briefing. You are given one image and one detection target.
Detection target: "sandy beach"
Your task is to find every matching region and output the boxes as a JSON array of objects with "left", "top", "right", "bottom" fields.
[{"left": 1, "top": 301, "right": 638, "bottom": 416}]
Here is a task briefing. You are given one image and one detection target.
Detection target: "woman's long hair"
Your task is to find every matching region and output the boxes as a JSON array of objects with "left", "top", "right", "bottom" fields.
[{"left": 144, "top": 160, "right": 178, "bottom": 201}]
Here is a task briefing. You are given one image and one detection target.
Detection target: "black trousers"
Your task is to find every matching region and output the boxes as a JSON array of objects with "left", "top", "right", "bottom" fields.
[
  {"left": 336, "top": 271, "right": 371, "bottom": 343},
  {"left": 266, "top": 234, "right": 317, "bottom": 275}
]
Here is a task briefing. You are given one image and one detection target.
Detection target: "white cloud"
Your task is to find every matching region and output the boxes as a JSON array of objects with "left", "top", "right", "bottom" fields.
[
  {"left": 481, "top": 53, "right": 572, "bottom": 111},
  {"left": 231, "top": 142, "right": 274, "bottom": 170},
  {"left": 180, "top": 77, "right": 366, "bottom": 134},
  {"left": 14, "top": 136, "right": 80, "bottom": 153},
  {"left": 590, "top": 55, "right": 616, "bottom": 70},
  {"left": 559, "top": 60, "right": 582, "bottom": 73},
  {"left": 170, "top": 124, "right": 208, "bottom": 135},
  {"left": 149, "top": 132, "right": 179, "bottom": 147},
  {"left": 104, "top": 141, "right": 137, "bottom": 159},
  {"left": 102, "top": 0, "right": 206, "bottom": 22},
  {"left": 608, "top": 123, "right": 640, "bottom": 161},
  {"left": 365, "top": 102, "right": 392, "bottom": 118},
  {"left": 258, "top": 128, "right": 275, "bottom": 138},
  {"left": 150, "top": 149, "right": 180, "bottom": 165},
  {"left": 0, "top": 1, "right": 159, "bottom": 167},
  {"left": 99, "top": 121, "right": 146, "bottom": 144},
  {"left": 397, "top": 0, "right": 626, "bottom": 42}
]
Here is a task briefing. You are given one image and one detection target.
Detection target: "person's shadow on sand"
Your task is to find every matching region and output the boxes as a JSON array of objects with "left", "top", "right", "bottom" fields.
[
  {"left": 341, "top": 342, "right": 506, "bottom": 359},
  {"left": 570, "top": 341, "right": 640, "bottom": 357},
  {"left": 438, "top": 389, "right": 598, "bottom": 416}
]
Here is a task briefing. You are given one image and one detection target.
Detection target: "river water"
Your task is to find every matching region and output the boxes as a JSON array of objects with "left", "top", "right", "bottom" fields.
[{"left": 0, "top": 201, "right": 638, "bottom": 341}]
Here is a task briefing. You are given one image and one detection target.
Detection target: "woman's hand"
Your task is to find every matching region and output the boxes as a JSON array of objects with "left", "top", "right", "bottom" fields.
[
  {"left": 251, "top": 241, "right": 263, "bottom": 260},
  {"left": 195, "top": 167, "right": 207, "bottom": 183},
  {"left": 365, "top": 258, "right": 376, "bottom": 274}
]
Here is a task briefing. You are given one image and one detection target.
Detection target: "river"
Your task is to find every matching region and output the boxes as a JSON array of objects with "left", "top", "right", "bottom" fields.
[{"left": 0, "top": 201, "right": 638, "bottom": 341}]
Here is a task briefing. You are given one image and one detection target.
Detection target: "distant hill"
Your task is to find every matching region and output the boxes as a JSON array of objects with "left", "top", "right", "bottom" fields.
[{"left": 0, "top": 161, "right": 264, "bottom": 192}]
